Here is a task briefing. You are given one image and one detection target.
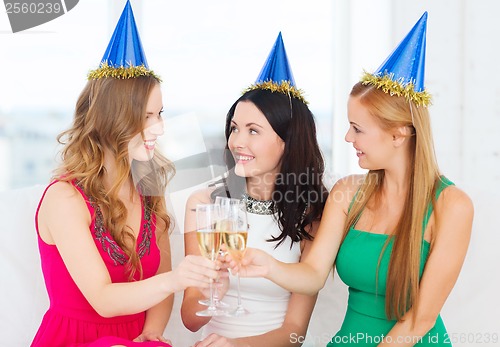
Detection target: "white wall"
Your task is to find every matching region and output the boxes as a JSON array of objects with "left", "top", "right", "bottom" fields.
[{"left": 331, "top": 0, "right": 500, "bottom": 190}]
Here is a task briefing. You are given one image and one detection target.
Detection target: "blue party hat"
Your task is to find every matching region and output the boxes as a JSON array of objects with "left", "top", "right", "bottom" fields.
[
  {"left": 88, "top": 0, "right": 159, "bottom": 81},
  {"left": 245, "top": 32, "right": 307, "bottom": 104},
  {"left": 361, "top": 12, "right": 430, "bottom": 106}
]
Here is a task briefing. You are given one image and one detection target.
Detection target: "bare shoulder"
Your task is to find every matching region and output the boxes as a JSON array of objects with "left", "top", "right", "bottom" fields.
[
  {"left": 436, "top": 184, "right": 474, "bottom": 217},
  {"left": 425, "top": 184, "right": 474, "bottom": 249},
  {"left": 41, "top": 181, "right": 86, "bottom": 211},
  {"left": 185, "top": 186, "right": 215, "bottom": 210},
  {"left": 184, "top": 187, "right": 216, "bottom": 237},
  {"left": 334, "top": 174, "right": 365, "bottom": 191},
  {"left": 40, "top": 181, "right": 90, "bottom": 223},
  {"left": 38, "top": 181, "right": 91, "bottom": 242},
  {"left": 328, "top": 174, "right": 365, "bottom": 207}
]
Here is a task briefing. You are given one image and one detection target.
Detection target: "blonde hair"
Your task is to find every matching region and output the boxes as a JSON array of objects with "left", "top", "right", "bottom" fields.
[
  {"left": 55, "top": 76, "right": 175, "bottom": 280},
  {"left": 344, "top": 82, "right": 441, "bottom": 320}
]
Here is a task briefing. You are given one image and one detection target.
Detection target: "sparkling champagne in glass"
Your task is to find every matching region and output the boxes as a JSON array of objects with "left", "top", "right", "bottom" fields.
[
  {"left": 219, "top": 198, "right": 249, "bottom": 316},
  {"left": 195, "top": 204, "right": 225, "bottom": 317},
  {"left": 195, "top": 196, "right": 236, "bottom": 310}
]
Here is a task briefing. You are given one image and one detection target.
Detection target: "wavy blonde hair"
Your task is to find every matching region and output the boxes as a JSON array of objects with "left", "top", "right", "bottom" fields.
[
  {"left": 54, "top": 76, "right": 175, "bottom": 280},
  {"left": 344, "top": 82, "right": 441, "bottom": 321}
]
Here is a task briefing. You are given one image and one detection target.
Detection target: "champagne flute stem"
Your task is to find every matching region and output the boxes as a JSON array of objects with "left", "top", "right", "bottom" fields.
[
  {"left": 236, "top": 272, "right": 242, "bottom": 308},
  {"left": 210, "top": 250, "right": 218, "bottom": 309},
  {"left": 206, "top": 275, "right": 215, "bottom": 311},
  {"left": 213, "top": 284, "right": 220, "bottom": 304},
  {"left": 212, "top": 254, "right": 221, "bottom": 305},
  {"left": 212, "top": 250, "right": 223, "bottom": 306},
  {"left": 208, "top": 259, "right": 216, "bottom": 310},
  {"left": 230, "top": 271, "right": 248, "bottom": 315}
]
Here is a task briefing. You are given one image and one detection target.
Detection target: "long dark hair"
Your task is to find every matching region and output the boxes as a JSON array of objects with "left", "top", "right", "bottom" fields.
[{"left": 212, "top": 88, "right": 328, "bottom": 247}]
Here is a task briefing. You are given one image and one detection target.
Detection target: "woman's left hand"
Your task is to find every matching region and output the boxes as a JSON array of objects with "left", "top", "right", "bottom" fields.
[
  {"left": 134, "top": 331, "right": 172, "bottom": 345},
  {"left": 193, "top": 333, "right": 238, "bottom": 347}
]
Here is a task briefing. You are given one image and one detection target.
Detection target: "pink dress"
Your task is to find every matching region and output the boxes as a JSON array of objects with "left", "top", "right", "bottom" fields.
[{"left": 31, "top": 181, "right": 172, "bottom": 347}]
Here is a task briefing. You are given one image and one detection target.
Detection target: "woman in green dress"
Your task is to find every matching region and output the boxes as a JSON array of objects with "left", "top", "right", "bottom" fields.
[{"left": 229, "top": 12, "right": 474, "bottom": 346}]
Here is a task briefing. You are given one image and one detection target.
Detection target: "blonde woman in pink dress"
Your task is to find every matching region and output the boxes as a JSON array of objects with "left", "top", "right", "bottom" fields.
[{"left": 31, "top": 2, "right": 217, "bottom": 346}]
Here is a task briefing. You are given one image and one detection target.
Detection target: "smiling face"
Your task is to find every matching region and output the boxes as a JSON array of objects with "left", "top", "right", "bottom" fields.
[
  {"left": 228, "top": 100, "right": 285, "bottom": 184},
  {"left": 345, "top": 95, "right": 396, "bottom": 170},
  {"left": 128, "top": 84, "right": 164, "bottom": 162}
]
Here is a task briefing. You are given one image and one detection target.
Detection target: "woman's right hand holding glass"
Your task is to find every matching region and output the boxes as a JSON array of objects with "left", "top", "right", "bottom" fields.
[
  {"left": 225, "top": 247, "right": 273, "bottom": 278},
  {"left": 170, "top": 254, "right": 219, "bottom": 293},
  {"left": 215, "top": 252, "right": 231, "bottom": 297},
  {"left": 198, "top": 256, "right": 230, "bottom": 300}
]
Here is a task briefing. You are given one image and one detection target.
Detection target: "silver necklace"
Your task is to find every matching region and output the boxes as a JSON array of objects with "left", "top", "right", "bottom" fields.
[{"left": 242, "top": 193, "right": 275, "bottom": 215}]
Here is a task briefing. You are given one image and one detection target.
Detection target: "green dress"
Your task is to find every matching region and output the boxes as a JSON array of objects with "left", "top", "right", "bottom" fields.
[{"left": 329, "top": 177, "right": 453, "bottom": 346}]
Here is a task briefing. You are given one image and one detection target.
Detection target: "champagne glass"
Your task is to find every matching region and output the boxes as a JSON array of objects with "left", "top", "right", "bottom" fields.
[
  {"left": 219, "top": 198, "right": 250, "bottom": 316},
  {"left": 199, "top": 196, "right": 238, "bottom": 309},
  {"left": 195, "top": 204, "right": 225, "bottom": 317},
  {"left": 196, "top": 197, "right": 231, "bottom": 309}
]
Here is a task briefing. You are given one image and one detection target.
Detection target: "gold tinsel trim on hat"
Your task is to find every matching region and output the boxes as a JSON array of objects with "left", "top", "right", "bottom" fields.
[
  {"left": 361, "top": 71, "right": 431, "bottom": 107},
  {"left": 244, "top": 80, "right": 308, "bottom": 104},
  {"left": 87, "top": 62, "right": 161, "bottom": 82}
]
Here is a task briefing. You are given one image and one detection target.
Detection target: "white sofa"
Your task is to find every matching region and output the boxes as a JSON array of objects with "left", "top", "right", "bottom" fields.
[{"left": 0, "top": 185, "right": 497, "bottom": 346}]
